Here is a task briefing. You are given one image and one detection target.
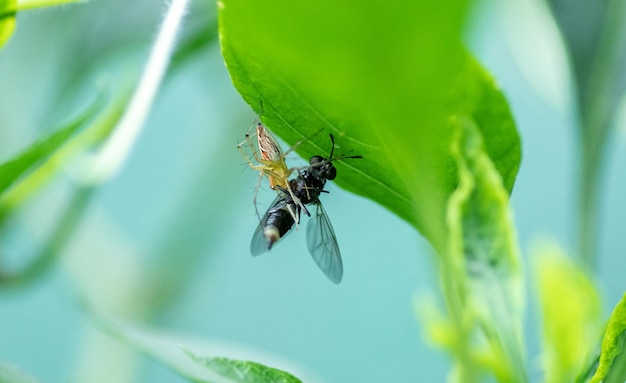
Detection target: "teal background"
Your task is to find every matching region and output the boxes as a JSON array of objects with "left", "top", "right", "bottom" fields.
[{"left": 1, "top": 0, "right": 625, "bottom": 382}]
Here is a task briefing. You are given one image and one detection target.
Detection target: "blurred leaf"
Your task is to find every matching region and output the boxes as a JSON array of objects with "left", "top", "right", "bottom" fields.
[
  {"left": 0, "top": 89, "right": 130, "bottom": 285},
  {"left": 547, "top": 0, "right": 626, "bottom": 116},
  {"left": 0, "top": 83, "right": 132, "bottom": 209},
  {"left": 86, "top": 305, "right": 309, "bottom": 383},
  {"left": 1, "top": 0, "right": 91, "bottom": 47},
  {"left": 87, "top": 308, "right": 207, "bottom": 382},
  {"left": 0, "top": 0, "right": 16, "bottom": 47},
  {"left": 502, "top": 0, "right": 572, "bottom": 111},
  {"left": 218, "top": 0, "right": 520, "bottom": 252},
  {"left": 0, "top": 91, "right": 121, "bottom": 225},
  {"left": 590, "top": 294, "right": 626, "bottom": 383},
  {"left": 0, "top": 188, "right": 93, "bottom": 286},
  {"left": 15, "top": 0, "right": 89, "bottom": 11},
  {"left": 443, "top": 118, "right": 525, "bottom": 382},
  {"left": 448, "top": 56, "right": 521, "bottom": 193},
  {"left": 186, "top": 352, "right": 302, "bottom": 383},
  {"left": 0, "top": 94, "right": 103, "bottom": 196},
  {"left": 0, "top": 360, "right": 38, "bottom": 383},
  {"left": 533, "top": 243, "right": 602, "bottom": 383},
  {"left": 547, "top": 0, "right": 626, "bottom": 266}
]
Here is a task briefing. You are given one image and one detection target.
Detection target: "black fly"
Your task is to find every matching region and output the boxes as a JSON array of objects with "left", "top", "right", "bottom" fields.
[{"left": 250, "top": 134, "right": 362, "bottom": 284}]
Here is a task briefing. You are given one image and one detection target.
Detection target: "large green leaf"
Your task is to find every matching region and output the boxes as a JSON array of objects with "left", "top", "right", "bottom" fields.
[{"left": 218, "top": 0, "right": 520, "bottom": 251}]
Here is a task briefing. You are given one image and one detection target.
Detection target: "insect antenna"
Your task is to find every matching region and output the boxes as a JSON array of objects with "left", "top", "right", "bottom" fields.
[
  {"left": 326, "top": 134, "right": 363, "bottom": 162},
  {"left": 328, "top": 133, "right": 336, "bottom": 160}
]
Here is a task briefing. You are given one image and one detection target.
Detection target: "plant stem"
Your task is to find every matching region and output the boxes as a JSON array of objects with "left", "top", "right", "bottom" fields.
[{"left": 84, "top": 0, "right": 190, "bottom": 184}]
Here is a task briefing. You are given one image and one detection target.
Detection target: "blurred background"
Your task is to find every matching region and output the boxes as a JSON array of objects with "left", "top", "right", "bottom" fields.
[{"left": 0, "top": 0, "right": 625, "bottom": 382}]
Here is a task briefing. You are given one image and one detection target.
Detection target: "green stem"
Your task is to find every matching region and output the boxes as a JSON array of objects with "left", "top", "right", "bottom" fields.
[
  {"left": 170, "top": 15, "right": 218, "bottom": 71},
  {"left": 84, "top": 0, "right": 190, "bottom": 184},
  {"left": 577, "top": 137, "right": 602, "bottom": 269}
]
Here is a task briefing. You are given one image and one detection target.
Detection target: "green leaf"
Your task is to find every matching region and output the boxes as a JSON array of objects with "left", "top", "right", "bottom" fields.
[
  {"left": 0, "top": 92, "right": 116, "bottom": 225},
  {"left": 443, "top": 118, "right": 525, "bottom": 382},
  {"left": 590, "top": 293, "right": 626, "bottom": 383},
  {"left": 170, "top": 11, "right": 218, "bottom": 71},
  {"left": 548, "top": 0, "right": 626, "bottom": 267},
  {"left": 85, "top": 305, "right": 307, "bottom": 383},
  {"left": 0, "top": 90, "right": 130, "bottom": 284},
  {"left": 186, "top": 353, "right": 302, "bottom": 383},
  {"left": 0, "top": 360, "right": 38, "bottom": 383},
  {"left": 14, "top": 0, "right": 88, "bottom": 11},
  {"left": 0, "top": 0, "right": 90, "bottom": 47},
  {"left": 533, "top": 243, "right": 602, "bottom": 383},
  {"left": 547, "top": 0, "right": 626, "bottom": 117},
  {"left": 218, "top": 0, "right": 521, "bottom": 252},
  {"left": 0, "top": 86, "right": 130, "bottom": 226},
  {"left": 0, "top": 95, "right": 103, "bottom": 197},
  {"left": 448, "top": 57, "right": 521, "bottom": 194},
  {"left": 0, "top": 0, "right": 16, "bottom": 47}
]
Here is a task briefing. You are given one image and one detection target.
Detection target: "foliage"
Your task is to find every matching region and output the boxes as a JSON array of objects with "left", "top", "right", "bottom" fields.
[
  {"left": 443, "top": 118, "right": 525, "bottom": 382},
  {"left": 218, "top": 0, "right": 520, "bottom": 253},
  {"left": 0, "top": 94, "right": 103, "bottom": 217},
  {"left": 187, "top": 354, "right": 302, "bottom": 383},
  {"left": 86, "top": 304, "right": 306, "bottom": 383},
  {"left": 546, "top": 0, "right": 626, "bottom": 267},
  {"left": 0, "top": 0, "right": 626, "bottom": 382},
  {"left": 533, "top": 244, "right": 601, "bottom": 383},
  {"left": 590, "top": 294, "right": 626, "bottom": 383}
]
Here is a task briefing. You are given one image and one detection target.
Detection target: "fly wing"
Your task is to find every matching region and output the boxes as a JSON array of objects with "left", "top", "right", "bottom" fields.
[
  {"left": 250, "top": 195, "right": 294, "bottom": 256},
  {"left": 306, "top": 202, "right": 343, "bottom": 284},
  {"left": 250, "top": 195, "right": 282, "bottom": 256}
]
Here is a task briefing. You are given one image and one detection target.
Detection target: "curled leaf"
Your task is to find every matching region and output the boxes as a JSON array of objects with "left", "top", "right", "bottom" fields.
[
  {"left": 0, "top": 360, "right": 38, "bottom": 383},
  {"left": 444, "top": 117, "right": 525, "bottom": 382}
]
